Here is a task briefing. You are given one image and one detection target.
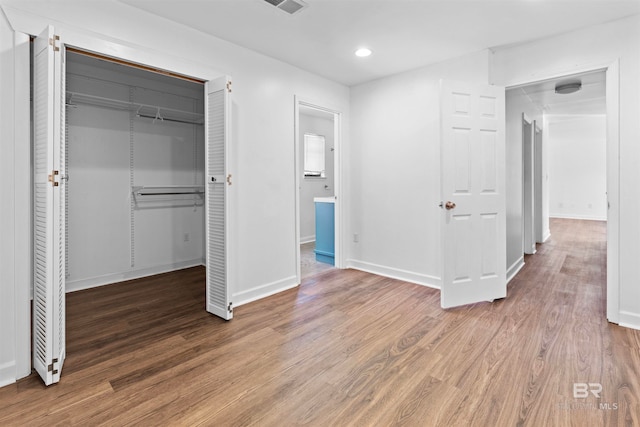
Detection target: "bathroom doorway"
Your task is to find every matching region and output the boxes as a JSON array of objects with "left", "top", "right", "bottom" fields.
[{"left": 294, "top": 98, "right": 342, "bottom": 281}]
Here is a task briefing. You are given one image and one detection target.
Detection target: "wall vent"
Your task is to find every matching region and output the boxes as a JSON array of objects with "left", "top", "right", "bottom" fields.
[{"left": 263, "top": 0, "right": 308, "bottom": 15}]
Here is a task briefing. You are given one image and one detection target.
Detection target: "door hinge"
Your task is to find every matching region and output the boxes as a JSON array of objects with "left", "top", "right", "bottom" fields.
[
  {"left": 226, "top": 81, "right": 232, "bottom": 93},
  {"left": 228, "top": 302, "right": 233, "bottom": 313},
  {"left": 49, "top": 35, "right": 60, "bottom": 52},
  {"left": 227, "top": 174, "right": 232, "bottom": 186},
  {"left": 48, "top": 358, "right": 59, "bottom": 374},
  {"left": 48, "top": 170, "right": 59, "bottom": 187}
]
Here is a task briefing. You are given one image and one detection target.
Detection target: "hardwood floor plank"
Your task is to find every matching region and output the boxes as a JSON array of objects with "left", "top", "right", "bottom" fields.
[{"left": 1, "top": 218, "right": 639, "bottom": 425}]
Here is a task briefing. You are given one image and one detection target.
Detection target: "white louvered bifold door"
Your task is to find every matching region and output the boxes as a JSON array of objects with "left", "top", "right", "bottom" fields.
[
  {"left": 205, "top": 76, "right": 233, "bottom": 320},
  {"left": 33, "top": 25, "right": 66, "bottom": 385}
]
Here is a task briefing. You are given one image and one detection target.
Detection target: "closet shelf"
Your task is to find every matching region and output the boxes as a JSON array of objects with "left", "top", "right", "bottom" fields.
[
  {"left": 132, "top": 185, "right": 205, "bottom": 197},
  {"left": 67, "top": 91, "right": 204, "bottom": 125}
]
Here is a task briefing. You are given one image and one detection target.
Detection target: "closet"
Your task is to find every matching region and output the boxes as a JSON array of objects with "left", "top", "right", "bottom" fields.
[
  {"left": 65, "top": 51, "right": 206, "bottom": 291},
  {"left": 31, "top": 26, "right": 232, "bottom": 386}
]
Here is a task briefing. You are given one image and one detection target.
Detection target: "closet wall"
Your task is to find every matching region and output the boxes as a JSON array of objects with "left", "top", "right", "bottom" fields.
[{"left": 66, "top": 53, "right": 205, "bottom": 292}]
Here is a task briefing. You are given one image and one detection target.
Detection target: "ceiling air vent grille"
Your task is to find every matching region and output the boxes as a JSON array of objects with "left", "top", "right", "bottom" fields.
[{"left": 263, "top": 0, "right": 308, "bottom": 15}]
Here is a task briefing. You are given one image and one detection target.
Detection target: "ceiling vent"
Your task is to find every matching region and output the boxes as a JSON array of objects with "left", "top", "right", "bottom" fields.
[{"left": 263, "top": 0, "right": 308, "bottom": 15}]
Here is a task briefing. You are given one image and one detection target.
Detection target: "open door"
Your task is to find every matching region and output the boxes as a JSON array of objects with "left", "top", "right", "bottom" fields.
[
  {"left": 205, "top": 76, "right": 233, "bottom": 320},
  {"left": 440, "top": 80, "right": 506, "bottom": 308},
  {"left": 33, "top": 25, "right": 66, "bottom": 385}
]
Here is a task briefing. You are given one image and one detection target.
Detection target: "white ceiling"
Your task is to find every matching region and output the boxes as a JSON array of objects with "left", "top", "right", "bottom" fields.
[
  {"left": 118, "top": 0, "right": 640, "bottom": 86},
  {"left": 515, "top": 70, "right": 606, "bottom": 115}
]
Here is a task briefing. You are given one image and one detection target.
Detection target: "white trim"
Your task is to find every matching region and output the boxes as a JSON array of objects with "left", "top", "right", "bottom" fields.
[
  {"left": 507, "top": 256, "right": 525, "bottom": 283},
  {"left": 618, "top": 311, "right": 640, "bottom": 331},
  {"left": 294, "top": 98, "right": 302, "bottom": 284},
  {"left": 605, "top": 59, "right": 620, "bottom": 325},
  {"left": 542, "top": 230, "right": 551, "bottom": 243},
  {"left": 549, "top": 214, "right": 607, "bottom": 221},
  {"left": 522, "top": 113, "right": 535, "bottom": 255},
  {"left": 66, "top": 260, "right": 204, "bottom": 293},
  {"left": 0, "top": 361, "right": 17, "bottom": 388},
  {"left": 346, "top": 259, "right": 441, "bottom": 289},
  {"left": 500, "top": 61, "right": 612, "bottom": 89},
  {"left": 300, "top": 235, "right": 315, "bottom": 244},
  {"left": 232, "top": 276, "right": 299, "bottom": 307}
]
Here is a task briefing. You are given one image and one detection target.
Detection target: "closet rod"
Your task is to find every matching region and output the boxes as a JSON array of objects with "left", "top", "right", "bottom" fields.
[
  {"left": 132, "top": 185, "right": 205, "bottom": 197},
  {"left": 136, "top": 113, "right": 202, "bottom": 126},
  {"left": 136, "top": 191, "right": 204, "bottom": 196}
]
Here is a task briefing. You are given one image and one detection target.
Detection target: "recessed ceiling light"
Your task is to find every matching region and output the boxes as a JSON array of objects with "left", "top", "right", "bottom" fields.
[{"left": 355, "top": 48, "right": 372, "bottom": 58}]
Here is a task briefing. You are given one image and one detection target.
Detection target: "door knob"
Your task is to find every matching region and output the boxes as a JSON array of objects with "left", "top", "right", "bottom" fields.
[{"left": 445, "top": 201, "right": 456, "bottom": 210}]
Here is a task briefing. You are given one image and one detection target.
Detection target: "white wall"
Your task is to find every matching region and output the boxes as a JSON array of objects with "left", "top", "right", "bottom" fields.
[
  {"left": 0, "top": 9, "right": 30, "bottom": 388},
  {"left": 348, "top": 50, "right": 490, "bottom": 287},
  {"left": 299, "top": 113, "right": 334, "bottom": 243},
  {"left": 547, "top": 115, "right": 607, "bottom": 220},
  {"left": 504, "top": 88, "right": 542, "bottom": 280},
  {"left": 491, "top": 14, "right": 640, "bottom": 328},
  {"left": 0, "top": 0, "right": 349, "bottom": 387},
  {"left": 66, "top": 55, "right": 206, "bottom": 291},
  {"left": 0, "top": 9, "right": 16, "bottom": 387}
]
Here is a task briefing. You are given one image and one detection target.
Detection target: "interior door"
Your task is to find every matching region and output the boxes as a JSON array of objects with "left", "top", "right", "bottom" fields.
[
  {"left": 205, "top": 76, "right": 233, "bottom": 320},
  {"left": 33, "top": 25, "right": 66, "bottom": 385},
  {"left": 440, "top": 80, "right": 506, "bottom": 308}
]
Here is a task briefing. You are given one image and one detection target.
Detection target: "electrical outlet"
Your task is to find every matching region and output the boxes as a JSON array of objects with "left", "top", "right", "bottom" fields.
[
  {"left": 353, "top": 233, "right": 359, "bottom": 243},
  {"left": 184, "top": 233, "right": 190, "bottom": 242}
]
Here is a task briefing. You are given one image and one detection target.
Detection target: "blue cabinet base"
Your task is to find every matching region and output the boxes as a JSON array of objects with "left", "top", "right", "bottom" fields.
[
  {"left": 314, "top": 200, "right": 335, "bottom": 266},
  {"left": 314, "top": 249, "right": 335, "bottom": 266}
]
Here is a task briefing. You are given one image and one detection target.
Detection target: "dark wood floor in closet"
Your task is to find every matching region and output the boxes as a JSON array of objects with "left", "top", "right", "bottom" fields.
[{"left": 1, "top": 218, "right": 639, "bottom": 426}]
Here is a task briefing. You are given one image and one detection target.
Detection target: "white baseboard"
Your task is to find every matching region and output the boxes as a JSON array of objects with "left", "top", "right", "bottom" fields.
[
  {"left": 549, "top": 214, "right": 607, "bottom": 221},
  {"left": 542, "top": 230, "right": 551, "bottom": 243},
  {"left": 66, "top": 259, "right": 204, "bottom": 293},
  {"left": 346, "top": 259, "right": 441, "bottom": 289},
  {"left": 233, "top": 276, "right": 299, "bottom": 307},
  {"left": 0, "top": 361, "right": 16, "bottom": 389},
  {"left": 300, "top": 235, "right": 316, "bottom": 244},
  {"left": 618, "top": 311, "right": 640, "bottom": 331},
  {"left": 507, "top": 256, "right": 525, "bottom": 283}
]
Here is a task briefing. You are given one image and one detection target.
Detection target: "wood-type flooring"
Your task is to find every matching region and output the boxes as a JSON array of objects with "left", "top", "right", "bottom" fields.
[{"left": 1, "top": 218, "right": 639, "bottom": 426}]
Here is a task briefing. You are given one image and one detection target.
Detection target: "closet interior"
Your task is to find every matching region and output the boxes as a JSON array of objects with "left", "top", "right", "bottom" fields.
[{"left": 65, "top": 51, "right": 206, "bottom": 292}]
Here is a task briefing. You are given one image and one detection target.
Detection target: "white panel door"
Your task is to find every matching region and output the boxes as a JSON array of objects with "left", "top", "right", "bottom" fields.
[
  {"left": 440, "top": 80, "right": 506, "bottom": 308},
  {"left": 33, "top": 25, "right": 66, "bottom": 385},
  {"left": 205, "top": 76, "right": 233, "bottom": 320}
]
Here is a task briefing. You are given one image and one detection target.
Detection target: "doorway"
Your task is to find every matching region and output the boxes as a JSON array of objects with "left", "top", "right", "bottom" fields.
[
  {"left": 294, "top": 99, "right": 342, "bottom": 282},
  {"left": 505, "top": 66, "right": 616, "bottom": 321}
]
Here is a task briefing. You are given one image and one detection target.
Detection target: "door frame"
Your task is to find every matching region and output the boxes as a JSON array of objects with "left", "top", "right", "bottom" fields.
[
  {"left": 294, "top": 97, "right": 343, "bottom": 283},
  {"left": 505, "top": 60, "right": 620, "bottom": 324},
  {"left": 522, "top": 113, "right": 535, "bottom": 255},
  {"left": 11, "top": 22, "right": 231, "bottom": 381},
  {"left": 533, "top": 121, "right": 544, "bottom": 243}
]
